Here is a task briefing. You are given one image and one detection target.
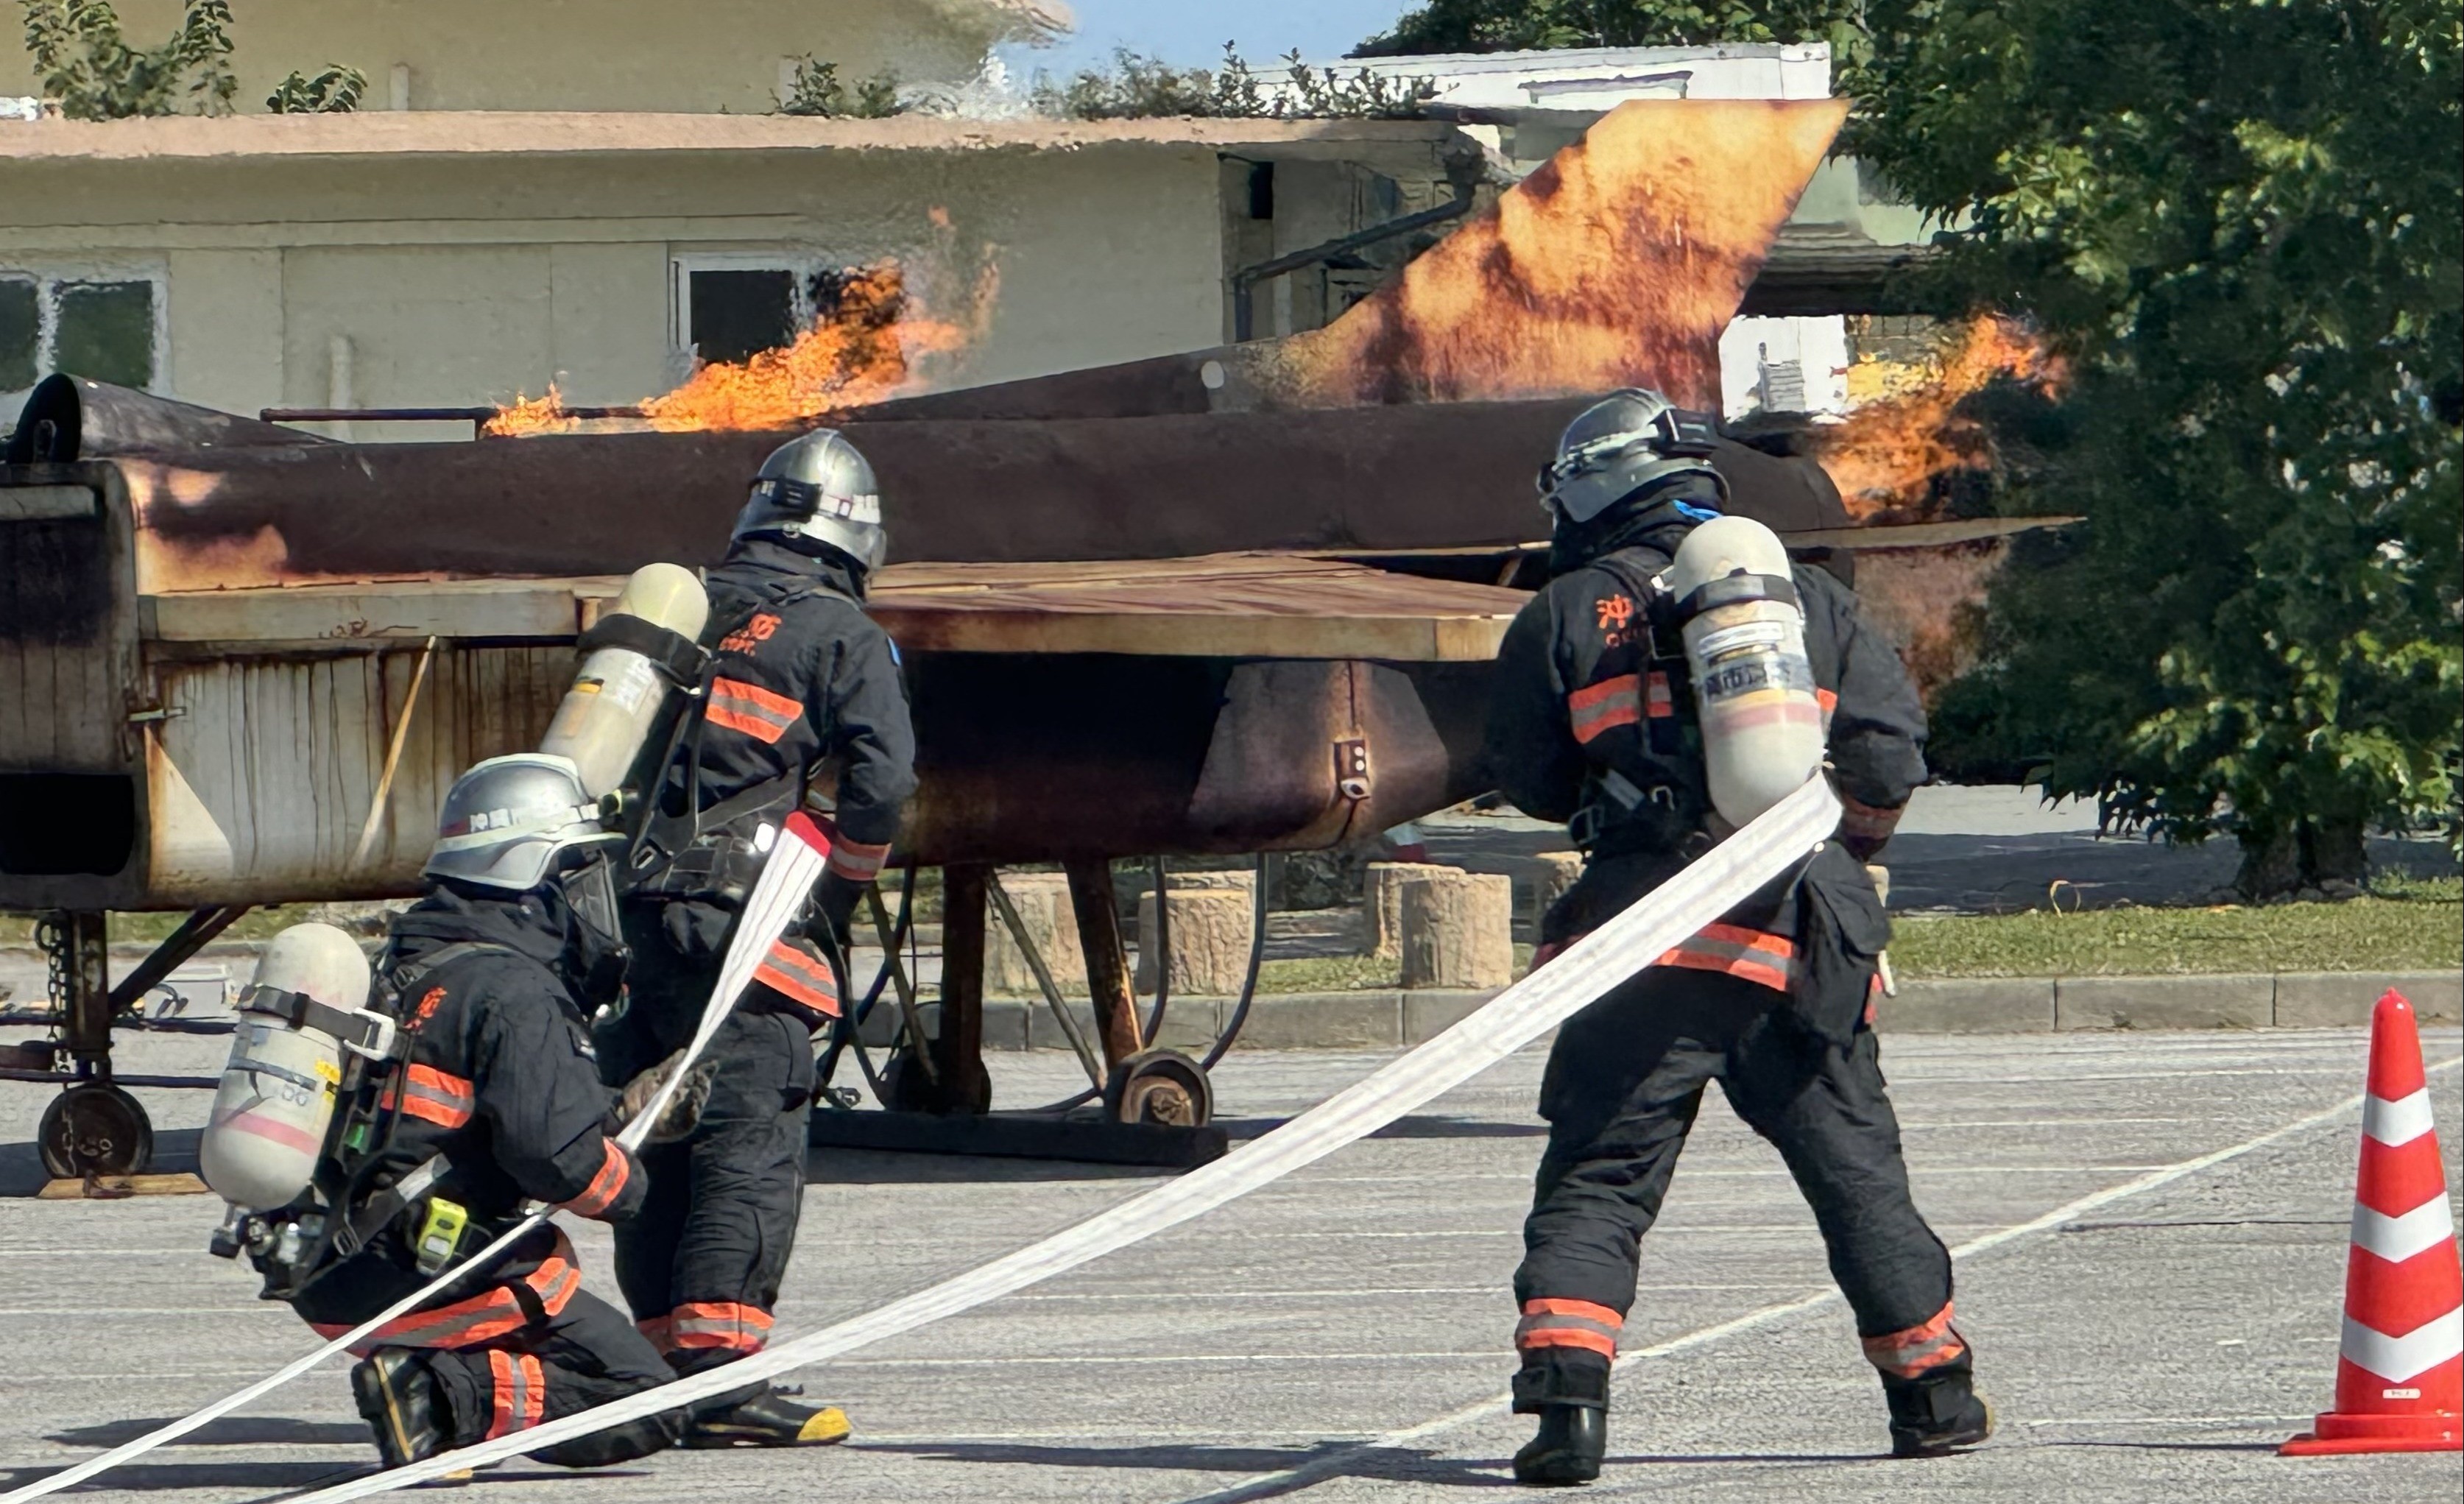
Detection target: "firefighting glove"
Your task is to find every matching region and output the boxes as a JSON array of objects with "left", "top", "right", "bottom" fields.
[
  {"left": 811, "top": 871, "right": 866, "bottom": 951},
  {"left": 613, "top": 1048, "right": 718, "bottom": 1145}
]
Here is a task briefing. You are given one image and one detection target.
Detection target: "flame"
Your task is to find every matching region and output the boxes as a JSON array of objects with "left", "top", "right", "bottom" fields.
[
  {"left": 1264, "top": 99, "right": 1848, "bottom": 410},
  {"left": 486, "top": 386, "right": 579, "bottom": 438},
  {"left": 1815, "top": 315, "right": 2064, "bottom": 520}
]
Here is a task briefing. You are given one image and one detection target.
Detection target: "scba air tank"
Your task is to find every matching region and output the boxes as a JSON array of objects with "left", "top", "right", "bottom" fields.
[
  {"left": 540, "top": 562, "right": 710, "bottom": 799},
  {"left": 1662, "top": 516, "right": 1826, "bottom": 827},
  {"left": 200, "top": 923, "right": 374, "bottom": 1212}
]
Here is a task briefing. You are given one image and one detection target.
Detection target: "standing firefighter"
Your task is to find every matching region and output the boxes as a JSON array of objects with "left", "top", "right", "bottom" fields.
[
  {"left": 208, "top": 755, "right": 698, "bottom": 1470},
  {"left": 1485, "top": 391, "right": 1991, "bottom": 1485},
  {"left": 604, "top": 427, "right": 917, "bottom": 1446}
]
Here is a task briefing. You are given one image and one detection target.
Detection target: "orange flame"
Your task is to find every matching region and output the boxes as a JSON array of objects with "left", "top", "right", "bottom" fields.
[
  {"left": 643, "top": 264, "right": 970, "bottom": 433},
  {"left": 487, "top": 386, "right": 579, "bottom": 438},
  {"left": 1815, "top": 315, "right": 2064, "bottom": 520}
]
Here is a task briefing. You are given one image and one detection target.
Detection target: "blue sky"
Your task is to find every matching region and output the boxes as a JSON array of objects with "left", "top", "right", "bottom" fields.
[{"left": 1003, "top": 1, "right": 1425, "bottom": 78}]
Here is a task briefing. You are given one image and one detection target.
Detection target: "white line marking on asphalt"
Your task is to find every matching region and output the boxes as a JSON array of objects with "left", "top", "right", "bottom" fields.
[
  {"left": 2016, "top": 1413, "right": 2315, "bottom": 1427},
  {"left": 827, "top": 1350, "right": 1512, "bottom": 1368},
  {"left": 1163, "top": 1056, "right": 2463, "bottom": 1504}
]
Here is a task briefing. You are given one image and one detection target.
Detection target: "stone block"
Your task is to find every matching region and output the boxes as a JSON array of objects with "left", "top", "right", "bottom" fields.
[
  {"left": 1136, "top": 889, "right": 1254, "bottom": 996},
  {"left": 1226, "top": 992, "right": 1403, "bottom": 1051},
  {"left": 2055, "top": 974, "right": 2273, "bottom": 1031},
  {"left": 2274, "top": 971, "right": 2463, "bottom": 1028},
  {"left": 1526, "top": 851, "right": 1585, "bottom": 931},
  {"left": 1364, "top": 862, "right": 1449, "bottom": 959},
  {"left": 986, "top": 872, "right": 1087, "bottom": 997},
  {"left": 1400, "top": 871, "right": 1516, "bottom": 990},
  {"left": 1874, "top": 978, "right": 2056, "bottom": 1034}
]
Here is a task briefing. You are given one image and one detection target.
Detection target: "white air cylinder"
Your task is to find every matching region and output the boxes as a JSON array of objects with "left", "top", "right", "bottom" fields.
[
  {"left": 200, "top": 922, "right": 371, "bottom": 1212},
  {"left": 540, "top": 563, "right": 710, "bottom": 799},
  {"left": 1663, "top": 516, "right": 1825, "bottom": 827}
]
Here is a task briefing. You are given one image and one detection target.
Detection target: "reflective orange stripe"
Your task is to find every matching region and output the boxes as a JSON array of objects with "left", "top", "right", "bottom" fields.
[
  {"left": 707, "top": 675, "right": 802, "bottom": 744},
  {"left": 1863, "top": 1302, "right": 1967, "bottom": 1378},
  {"left": 1645, "top": 669, "right": 1676, "bottom": 718},
  {"left": 755, "top": 939, "right": 841, "bottom": 1019},
  {"left": 668, "top": 1300, "right": 774, "bottom": 1353},
  {"left": 1516, "top": 1297, "right": 1624, "bottom": 1357},
  {"left": 381, "top": 1064, "right": 474, "bottom": 1129},
  {"left": 1816, "top": 686, "right": 1839, "bottom": 717},
  {"left": 827, "top": 836, "right": 892, "bottom": 883},
  {"left": 557, "top": 1139, "right": 631, "bottom": 1219},
  {"left": 636, "top": 1316, "right": 674, "bottom": 1353},
  {"left": 1567, "top": 674, "right": 1642, "bottom": 744},
  {"left": 1840, "top": 794, "right": 1902, "bottom": 845},
  {"left": 1657, "top": 922, "right": 1796, "bottom": 993},
  {"left": 318, "top": 1232, "right": 582, "bottom": 1355},
  {"left": 485, "top": 1350, "right": 545, "bottom": 1439}
]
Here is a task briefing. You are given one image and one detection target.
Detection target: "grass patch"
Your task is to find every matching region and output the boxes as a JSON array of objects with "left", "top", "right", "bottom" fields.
[
  {"left": 1255, "top": 944, "right": 1537, "bottom": 993},
  {"left": 0, "top": 905, "right": 366, "bottom": 947},
  {"left": 1894, "top": 883, "right": 2461, "bottom": 978}
]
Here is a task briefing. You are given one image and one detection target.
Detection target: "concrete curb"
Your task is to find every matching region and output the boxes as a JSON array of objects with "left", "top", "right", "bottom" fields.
[{"left": 875, "top": 971, "right": 2459, "bottom": 1053}]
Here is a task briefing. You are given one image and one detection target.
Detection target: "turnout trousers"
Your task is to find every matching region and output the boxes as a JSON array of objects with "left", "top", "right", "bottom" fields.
[
  {"left": 292, "top": 1226, "right": 682, "bottom": 1466},
  {"left": 1511, "top": 962, "right": 1965, "bottom": 1412},
  {"left": 602, "top": 922, "right": 817, "bottom": 1375}
]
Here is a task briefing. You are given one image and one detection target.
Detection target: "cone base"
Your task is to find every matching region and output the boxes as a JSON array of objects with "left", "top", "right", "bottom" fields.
[{"left": 2281, "top": 1412, "right": 2463, "bottom": 1456}]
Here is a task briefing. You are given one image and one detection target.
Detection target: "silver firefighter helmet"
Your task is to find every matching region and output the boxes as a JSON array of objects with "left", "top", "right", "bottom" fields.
[
  {"left": 423, "top": 754, "right": 621, "bottom": 892},
  {"left": 1536, "top": 388, "right": 1725, "bottom": 526},
  {"left": 733, "top": 428, "right": 886, "bottom": 572}
]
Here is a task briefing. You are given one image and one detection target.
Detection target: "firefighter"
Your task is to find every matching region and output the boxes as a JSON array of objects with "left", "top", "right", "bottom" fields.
[
  {"left": 603, "top": 427, "right": 917, "bottom": 1445},
  {"left": 1484, "top": 390, "right": 1991, "bottom": 1485},
  {"left": 270, "top": 755, "right": 700, "bottom": 1469}
]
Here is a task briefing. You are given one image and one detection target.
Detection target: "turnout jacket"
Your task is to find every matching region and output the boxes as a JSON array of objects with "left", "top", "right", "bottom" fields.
[
  {"left": 1483, "top": 511, "right": 1928, "bottom": 1039},
  {"left": 685, "top": 538, "right": 917, "bottom": 878}
]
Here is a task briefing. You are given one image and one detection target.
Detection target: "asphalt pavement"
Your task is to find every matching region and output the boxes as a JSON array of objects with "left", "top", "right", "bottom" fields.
[{"left": 1, "top": 1025, "right": 2460, "bottom": 1503}]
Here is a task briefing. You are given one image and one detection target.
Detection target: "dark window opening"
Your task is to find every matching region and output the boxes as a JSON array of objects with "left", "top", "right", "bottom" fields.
[
  {"left": 1247, "top": 161, "right": 1275, "bottom": 220},
  {"left": 0, "top": 774, "right": 136, "bottom": 877},
  {"left": 688, "top": 268, "right": 797, "bottom": 364},
  {"left": 54, "top": 281, "right": 154, "bottom": 389},
  {"left": 0, "top": 280, "right": 38, "bottom": 392}
]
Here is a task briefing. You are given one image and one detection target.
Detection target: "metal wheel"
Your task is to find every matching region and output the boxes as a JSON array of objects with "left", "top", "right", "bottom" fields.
[
  {"left": 1101, "top": 1048, "right": 1212, "bottom": 1128},
  {"left": 38, "top": 1083, "right": 154, "bottom": 1179}
]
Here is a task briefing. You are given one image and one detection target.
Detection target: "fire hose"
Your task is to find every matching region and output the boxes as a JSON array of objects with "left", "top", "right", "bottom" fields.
[
  {"left": 278, "top": 775, "right": 1843, "bottom": 1502},
  {"left": 0, "top": 813, "right": 838, "bottom": 1504}
]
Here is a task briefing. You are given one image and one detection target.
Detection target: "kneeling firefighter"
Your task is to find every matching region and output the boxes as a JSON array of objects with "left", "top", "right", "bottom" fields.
[
  {"left": 201, "top": 755, "right": 708, "bottom": 1469},
  {"left": 1484, "top": 391, "right": 1991, "bottom": 1485},
  {"left": 602, "top": 427, "right": 917, "bottom": 1444}
]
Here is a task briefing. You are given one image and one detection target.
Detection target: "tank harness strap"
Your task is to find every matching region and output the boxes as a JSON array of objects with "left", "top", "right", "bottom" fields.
[
  {"left": 576, "top": 612, "right": 711, "bottom": 688},
  {"left": 238, "top": 984, "right": 396, "bottom": 1060}
]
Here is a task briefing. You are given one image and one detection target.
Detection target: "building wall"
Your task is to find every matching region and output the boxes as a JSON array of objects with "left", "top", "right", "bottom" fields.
[
  {"left": 0, "top": 141, "right": 1229, "bottom": 428},
  {"left": 0, "top": 0, "right": 1022, "bottom": 114}
]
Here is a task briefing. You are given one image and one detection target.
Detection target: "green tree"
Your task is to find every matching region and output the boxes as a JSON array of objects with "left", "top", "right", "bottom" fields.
[
  {"left": 18, "top": 0, "right": 236, "bottom": 119},
  {"left": 1857, "top": 0, "right": 2462, "bottom": 894},
  {"left": 266, "top": 63, "right": 366, "bottom": 114},
  {"left": 1354, "top": 0, "right": 1870, "bottom": 62}
]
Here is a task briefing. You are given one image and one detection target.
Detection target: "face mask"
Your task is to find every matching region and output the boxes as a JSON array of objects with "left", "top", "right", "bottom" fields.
[{"left": 559, "top": 855, "right": 632, "bottom": 1007}]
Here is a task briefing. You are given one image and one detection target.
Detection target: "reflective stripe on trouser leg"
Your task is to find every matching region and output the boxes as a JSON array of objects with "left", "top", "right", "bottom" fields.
[
  {"left": 1515, "top": 1297, "right": 1623, "bottom": 1358},
  {"left": 666, "top": 1301, "right": 775, "bottom": 1355},
  {"left": 1862, "top": 1302, "right": 1968, "bottom": 1379},
  {"left": 484, "top": 1351, "right": 546, "bottom": 1440}
]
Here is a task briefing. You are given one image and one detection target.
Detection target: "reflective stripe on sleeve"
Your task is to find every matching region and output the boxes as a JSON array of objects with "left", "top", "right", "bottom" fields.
[
  {"left": 380, "top": 1064, "right": 475, "bottom": 1130},
  {"left": 557, "top": 1139, "right": 631, "bottom": 1220},
  {"left": 484, "top": 1351, "right": 546, "bottom": 1439},
  {"left": 754, "top": 939, "right": 841, "bottom": 1020},
  {"left": 1656, "top": 922, "right": 1796, "bottom": 993},
  {"left": 1516, "top": 1297, "right": 1623, "bottom": 1357},
  {"left": 826, "top": 836, "right": 892, "bottom": 884},
  {"left": 1863, "top": 1302, "right": 1968, "bottom": 1378},
  {"left": 1568, "top": 674, "right": 1642, "bottom": 744},
  {"left": 668, "top": 1301, "right": 775, "bottom": 1354},
  {"left": 706, "top": 676, "right": 803, "bottom": 745}
]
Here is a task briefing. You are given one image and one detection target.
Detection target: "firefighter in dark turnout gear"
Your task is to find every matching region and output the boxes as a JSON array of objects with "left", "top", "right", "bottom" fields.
[
  {"left": 1485, "top": 391, "right": 1990, "bottom": 1485},
  {"left": 274, "top": 755, "right": 688, "bottom": 1471},
  {"left": 602, "top": 427, "right": 915, "bottom": 1447}
]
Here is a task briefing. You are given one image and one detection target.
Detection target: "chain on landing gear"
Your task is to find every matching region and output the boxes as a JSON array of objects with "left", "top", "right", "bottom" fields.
[
  {"left": 38, "top": 1081, "right": 153, "bottom": 1179},
  {"left": 1101, "top": 1048, "right": 1212, "bottom": 1128}
]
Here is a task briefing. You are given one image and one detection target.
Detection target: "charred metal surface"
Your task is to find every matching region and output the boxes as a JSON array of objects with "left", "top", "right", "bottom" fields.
[{"left": 4, "top": 375, "right": 327, "bottom": 464}]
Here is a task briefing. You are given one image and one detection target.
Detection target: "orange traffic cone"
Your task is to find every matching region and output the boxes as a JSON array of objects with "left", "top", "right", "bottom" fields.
[{"left": 2283, "top": 989, "right": 2463, "bottom": 1455}]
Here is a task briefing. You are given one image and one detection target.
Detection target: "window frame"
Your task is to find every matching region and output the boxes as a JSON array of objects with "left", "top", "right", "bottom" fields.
[
  {"left": 0, "top": 257, "right": 171, "bottom": 405},
  {"left": 668, "top": 249, "right": 836, "bottom": 368}
]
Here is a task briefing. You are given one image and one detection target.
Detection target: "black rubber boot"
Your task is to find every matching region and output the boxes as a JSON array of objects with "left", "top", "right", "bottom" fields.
[
  {"left": 1514, "top": 1405, "right": 1607, "bottom": 1486},
  {"left": 1885, "top": 1363, "right": 1994, "bottom": 1458},
  {"left": 350, "top": 1350, "right": 451, "bottom": 1468},
  {"left": 682, "top": 1386, "right": 852, "bottom": 1449}
]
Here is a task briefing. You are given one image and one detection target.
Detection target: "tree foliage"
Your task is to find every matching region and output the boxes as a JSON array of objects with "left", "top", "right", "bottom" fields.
[
  {"left": 266, "top": 63, "right": 365, "bottom": 114},
  {"left": 1355, "top": 0, "right": 1870, "bottom": 62},
  {"left": 18, "top": 0, "right": 235, "bottom": 119},
  {"left": 1854, "top": 0, "right": 2462, "bottom": 893},
  {"left": 1033, "top": 44, "right": 1436, "bottom": 120},
  {"left": 775, "top": 55, "right": 903, "bottom": 118}
]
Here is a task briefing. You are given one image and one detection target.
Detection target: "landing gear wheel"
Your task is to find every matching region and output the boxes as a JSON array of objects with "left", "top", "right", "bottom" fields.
[
  {"left": 881, "top": 1047, "right": 991, "bottom": 1116},
  {"left": 1102, "top": 1048, "right": 1212, "bottom": 1128},
  {"left": 38, "top": 1083, "right": 153, "bottom": 1179}
]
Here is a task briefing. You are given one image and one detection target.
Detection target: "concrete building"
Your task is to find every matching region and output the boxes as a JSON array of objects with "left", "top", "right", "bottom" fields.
[{"left": 1, "top": 11, "right": 1919, "bottom": 435}]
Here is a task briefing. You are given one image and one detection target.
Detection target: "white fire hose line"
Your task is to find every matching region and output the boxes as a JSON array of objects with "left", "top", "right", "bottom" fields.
[
  {"left": 1168, "top": 1056, "right": 2464, "bottom": 1504},
  {"left": 275, "top": 777, "right": 1844, "bottom": 1503},
  {"left": 1, "top": 820, "right": 832, "bottom": 1504}
]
